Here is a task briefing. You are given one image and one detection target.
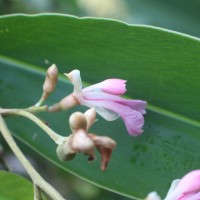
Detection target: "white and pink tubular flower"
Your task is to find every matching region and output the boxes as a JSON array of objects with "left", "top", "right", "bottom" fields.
[{"left": 51, "top": 69, "right": 147, "bottom": 136}]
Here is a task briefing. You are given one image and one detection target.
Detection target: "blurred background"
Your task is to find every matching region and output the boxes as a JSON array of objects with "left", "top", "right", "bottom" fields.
[
  {"left": 0, "top": 0, "right": 199, "bottom": 199},
  {"left": 0, "top": 0, "right": 200, "bottom": 37}
]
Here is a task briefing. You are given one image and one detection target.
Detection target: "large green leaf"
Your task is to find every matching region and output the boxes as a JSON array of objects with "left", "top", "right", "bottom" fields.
[
  {"left": 0, "top": 171, "right": 33, "bottom": 200},
  {"left": 0, "top": 14, "right": 200, "bottom": 199}
]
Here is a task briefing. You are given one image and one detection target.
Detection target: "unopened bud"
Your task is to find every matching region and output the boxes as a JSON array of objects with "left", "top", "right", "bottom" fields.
[
  {"left": 56, "top": 136, "right": 76, "bottom": 161},
  {"left": 84, "top": 108, "right": 97, "bottom": 130},
  {"left": 43, "top": 64, "right": 58, "bottom": 99},
  {"left": 69, "top": 112, "right": 87, "bottom": 132}
]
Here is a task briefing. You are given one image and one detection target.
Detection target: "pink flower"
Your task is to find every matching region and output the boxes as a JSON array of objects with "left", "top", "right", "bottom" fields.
[
  {"left": 51, "top": 70, "right": 147, "bottom": 136},
  {"left": 83, "top": 78, "right": 127, "bottom": 95},
  {"left": 145, "top": 170, "right": 200, "bottom": 200},
  {"left": 164, "top": 170, "right": 200, "bottom": 200}
]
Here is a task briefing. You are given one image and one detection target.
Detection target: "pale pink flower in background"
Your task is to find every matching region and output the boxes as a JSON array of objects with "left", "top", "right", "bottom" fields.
[
  {"left": 164, "top": 170, "right": 200, "bottom": 200},
  {"left": 145, "top": 170, "right": 200, "bottom": 200},
  {"left": 61, "top": 69, "right": 147, "bottom": 136}
]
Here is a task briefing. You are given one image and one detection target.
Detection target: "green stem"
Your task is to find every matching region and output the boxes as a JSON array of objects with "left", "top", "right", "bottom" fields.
[
  {"left": 34, "top": 96, "right": 46, "bottom": 107},
  {"left": 26, "top": 105, "right": 48, "bottom": 113},
  {"left": 0, "top": 114, "right": 66, "bottom": 200},
  {"left": 0, "top": 109, "right": 65, "bottom": 145}
]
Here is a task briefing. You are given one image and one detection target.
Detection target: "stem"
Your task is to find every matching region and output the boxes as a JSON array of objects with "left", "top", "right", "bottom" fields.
[
  {"left": 0, "top": 114, "right": 66, "bottom": 200},
  {"left": 0, "top": 109, "right": 65, "bottom": 145},
  {"left": 34, "top": 184, "right": 43, "bottom": 200},
  {"left": 26, "top": 105, "right": 48, "bottom": 113},
  {"left": 34, "top": 95, "right": 46, "bottom": 107}
]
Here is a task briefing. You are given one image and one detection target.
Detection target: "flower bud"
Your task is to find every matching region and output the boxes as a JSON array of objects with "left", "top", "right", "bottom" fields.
[
  {"left": 84, "top": 108, "right": 97, "bottom": 130},
  {"left": 69, "top": 112, "right": 87, "bottom": 132},
  {"left": 56, "top": 136, "right": 76, "bottom": 161},
  {"left": 42, "top": 64, "right": 58, "bottom": 99}
]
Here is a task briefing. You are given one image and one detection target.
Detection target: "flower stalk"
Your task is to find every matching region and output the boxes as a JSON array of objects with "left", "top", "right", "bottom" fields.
[
  {"left": 0, "top": 108, "right": 65, "bottom": 145},
  {"left": 0, "top": 114, "right": 66, "bottom": 200}
]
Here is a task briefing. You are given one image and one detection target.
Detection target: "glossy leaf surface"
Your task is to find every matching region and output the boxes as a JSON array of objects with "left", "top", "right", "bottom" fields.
[
  {"left": 0, "top": 171, "right": 33, "bottom": 200},
  {"left": 0, "top": 14, "right": 200, "bottom": 199}
]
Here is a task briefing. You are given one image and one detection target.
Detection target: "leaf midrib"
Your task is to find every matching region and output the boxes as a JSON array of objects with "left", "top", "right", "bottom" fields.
[{"left": 1, "top": 54, "right": 200, "bottom": 129}]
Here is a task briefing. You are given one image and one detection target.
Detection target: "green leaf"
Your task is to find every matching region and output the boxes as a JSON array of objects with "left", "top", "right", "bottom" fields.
[
  {"left": 0, "top": 171, "right": 33, "bottom": 200},
  {"left": 0, "top": 14, "right": 200, "bottom": 199}
]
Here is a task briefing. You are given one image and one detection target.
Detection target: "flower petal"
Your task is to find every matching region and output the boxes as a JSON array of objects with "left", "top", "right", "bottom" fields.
[
  {"left": 71, "top": 129, "right": 95, "bottom": 160},
  {"left": 88, "top": 134, "right": 116, "bottom": 171},
  {"left": 101, "top": 79, "right": 127, "bottom": 95},
  {"left": 83, "top": 79, "right": 127, "bottom": 95},
  {"left": 79, "top": 94, "right": 119, "bottom": 120},
  {"left": 65, "top": 69, "right": 82, "bottom": 94},
  {"left": 164, "top": 179, "right": 180, "bottom": 200},
  {"left": 83, "top": 91, "right": 147, "bottom": 114},
  {"left": 84, "top": 108, "right": 97, "bottom": 130},
  {"left": 121, "top": 107, "right": 144, "bottom": 136},
  {"left": 182, "top": 191, "right": 200, "bottom": 200},
  {"left": 164, "top": 170, "right": 200, "bottom": 200},
  {"left": 95, "top": 107, "right": 119, "bottom": 121},
  {"left": 80, "top": 99, "right": 145, "bottom": 136},
  {"left": 176, "top": 170, "right": 200, "bottom": 198}
]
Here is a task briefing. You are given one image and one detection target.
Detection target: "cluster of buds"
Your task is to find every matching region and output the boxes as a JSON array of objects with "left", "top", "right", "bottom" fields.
[
  {"left": 31, "top": 65, "right": 199, "bottom": 197},
  {"left": 37, "top": 64, "right": 146, "bottom": 170},
  {"left": 56, "top": 108, "right": 116, "bottom": 171}
]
